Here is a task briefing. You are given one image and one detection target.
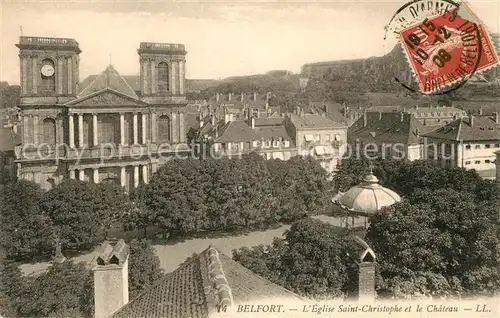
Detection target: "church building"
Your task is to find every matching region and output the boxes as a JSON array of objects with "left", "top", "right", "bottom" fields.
[{"left": 15, "top": 36, "right": 190, "bottom": 191}]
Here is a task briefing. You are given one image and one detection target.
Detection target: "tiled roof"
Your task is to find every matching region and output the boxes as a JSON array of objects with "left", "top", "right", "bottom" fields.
[
  {"left": 254, "top": 117, "right": 284, "bottom": 126},
  {"left": 112, "top": 246, "right": 301, "bottom": 318},
  {"left": 423, "top": 116, "right": 500, "bottom": 141},
  {"left": 254, "top": 126, "right": 292, "bottom": 141},
  {"left": 78, "top": 65, "right": 139, "bottom": 100},
  {"left": 289, "top": 113, "right": 346, "bottom": 129},
  {"left": 213, "top": 121, "right": 259, "bottom": 143},
  {"left": 348, "top": 112, "right": 425, "bottom": 145}
]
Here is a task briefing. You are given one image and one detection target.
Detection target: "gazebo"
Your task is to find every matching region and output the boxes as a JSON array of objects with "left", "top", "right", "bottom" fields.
[{"left": 333, "top": 169, "right": 401, "bottom": 230}]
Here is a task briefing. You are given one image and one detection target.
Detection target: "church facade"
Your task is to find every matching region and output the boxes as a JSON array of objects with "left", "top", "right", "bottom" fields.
[{"left": 16, "top": 36, "right": 190, "bottom": 191}]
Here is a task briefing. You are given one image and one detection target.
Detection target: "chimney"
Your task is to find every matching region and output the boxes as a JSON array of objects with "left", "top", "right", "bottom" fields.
[
  {"left": 199, "top": 113, "right": 204, "bottom": 129},
  {"left": 494, "top": 112, "right": 499, "bottom": 124},
  {"left": 216, "top": 93, "right": 220, "bottom": 103},
  {"left": 251, "top": 117, "right": 255, "bottom": 129},
  {"left": 265, "top": 92, "right": 270, "bottom": 110},
  {"left": 224, "top": 108, "right": 230, "bottom": 124},
  {"left": 363, "top": 111, "right": 367, "bottom": 127},
  {"left": 211, "top": 114, "right": 216, "bottom": 126},
  {"left": 400, "top": 112, "right": 404, "bottom": 122},
  {"left": 415, "top": 104, "right": 419, "bottom": 110},
  {"left": 228, "top": 92, "right": 232, "bottom": 101},
  {"left": 253, "top": 92, "right": 257, "bottom": 102},
  {"left": 378, "top": 111, "right": 382, "bottom": 120},
  {"left": 296, "top": 105, "right": 300, "bottom": 115},
  {"left": 479, "top": 107, "right": 483, "bottom": 115},
  {"left": 240, "top": 92, "right": 244, "bottom": 102},
  {"left": 208, "top": 104, "right": 212, "bottom": 116},
  {"left": 93, "top": 239, "right": 130, "bottom": 318},
  {"left": 352, "top": 237, "right": 377, "bottom": 302},
  {"left": 470, "top": 115, "right": 474, "bottom": 127}
]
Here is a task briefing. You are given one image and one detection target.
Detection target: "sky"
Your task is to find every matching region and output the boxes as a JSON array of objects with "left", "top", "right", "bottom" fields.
[{"left": 0, "top": 0, "right": 499, "bottom": 84}]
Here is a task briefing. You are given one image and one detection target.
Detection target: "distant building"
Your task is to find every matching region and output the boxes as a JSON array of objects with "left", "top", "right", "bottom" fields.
[
  {"left": 332, "top": 170, "right": 401, "bottom": 230},
  {"left": 0, "top": 125, "right": 20, "bottom": 184},
  {"left": 344, "top": 105, "right": 467, "bottom": 131},
  {"left": 194, "top": 106, "right": 348, "bottom": 174},
  {"left": 348, "top": 112, "right": 425, "bottom": 161},
  {"left": 423, "top": 115, "right": 500, "bottom": 179},
  {"left": 205, "top": 92, "right": 280, "bottom": 120}
]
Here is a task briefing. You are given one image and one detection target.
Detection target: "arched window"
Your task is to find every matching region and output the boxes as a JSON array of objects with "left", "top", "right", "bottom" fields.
[
  {"left": 157, "top": 62, "right": 169, "bottom": 92},
  {"left": 42, "top": 118, "right": 56, "bottom": 145},
  {"left": 158, "top": 115, "right": 171, "bottom": 142},
  {"left": 41, "top": 59, "right": 55, "bottom": 92}
]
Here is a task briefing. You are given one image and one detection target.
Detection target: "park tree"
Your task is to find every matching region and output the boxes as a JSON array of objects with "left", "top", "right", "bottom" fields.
[
  {"left": 39, "top": 180, "right": 103, "bottom": 252},
  {"left": 267, "top": 156, "right": 333, "bottom": 222},
  {"left": 15, "top": 261, "right": 93, "bottom": 318},
  {"left": 0, "top": 261, "right": 26, "bottom": 317},
  {"left": 233, "top": 218, "right": 353, "bottom": 299},
  {"left": 128, "top": 239, "right": 165, "bottom": 299},
  {"left": 93, "top": 182, "right": 132, "bottom": 238},
  {"left": 367, "top": 187, "right": 500, "bottom": 298},
  {"left": 0, "top": 180, "right": 55, "bottom": 260}
]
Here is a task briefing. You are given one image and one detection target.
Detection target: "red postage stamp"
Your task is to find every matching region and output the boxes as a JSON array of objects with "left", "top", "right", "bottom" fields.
[{"left": 396, "top": 2, "right": 499, "bottom": 94}]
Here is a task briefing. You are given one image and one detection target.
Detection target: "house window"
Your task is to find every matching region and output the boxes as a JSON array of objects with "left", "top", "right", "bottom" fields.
[
  {"left": 283, "top": 140, "right": 290, "bottom": 147},
  {"left": 485, "top": 159, "right": 491, "bottom": 163},
  {"left": 335, "top": 134, "right": 341, "bottom": 141},
  {"left": 326, "top": 135, "right": 331, "bottom": 142},
  {"left": 485, "top": 144, "right": 491, "bottom": 148},
  {"left": 465, "top": 145, "right": 471, "bottom": 150},
  {"left": 465, "top": 161, "right": 471, "bottom": 165},
  {"left": 304, "top": 135, "right": 313, "bottom": 142},
  {"left": 496, "top": 144, "right": 500, "bottom": 148},
  {"left": 315, "top": 134, "right": 321, "bottom": 142},
  {"left": 273, "top": 140, "right": 280, "bottom": 147},
  {"left": 475, "top": 145, "right": 481, "bottom": 149},
  {"left": 157, "top": 62, "right": 169, "bottom": 92},
  {"left": 265, "top": 141, "right": 271, "bottom": 147},
  {"left": 474, "top": 160, "right": 481, "bottom": 164}
]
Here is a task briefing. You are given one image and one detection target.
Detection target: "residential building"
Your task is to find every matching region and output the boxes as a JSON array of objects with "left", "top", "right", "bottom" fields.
[
  {"left": 348, "top": 112, "right": 426, "bottom": 161},
  {"left": 0, "top": 125, "right": 20, "bottom": 184},
  {"left": 206, "top": 92, "right": 281, "bottom": 120},
  {"left": 423, "top": 115, "right": 500, "bottom": 178},
  {"left": 285, "top": 107, "right": 348, "bottom": 173},
  {"left": 15, "top": 36, "right": 190, "bottom": 191}
]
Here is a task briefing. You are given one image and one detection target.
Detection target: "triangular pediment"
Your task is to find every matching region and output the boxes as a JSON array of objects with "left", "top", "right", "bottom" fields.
[
  {"left": 66, "top": 89, "right": 146, "bottom": 107},
  {"left": 79, "top": 64, "right": 139, "bottom": 100}
]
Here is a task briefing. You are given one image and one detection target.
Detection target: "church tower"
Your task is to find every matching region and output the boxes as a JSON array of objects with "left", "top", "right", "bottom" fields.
[
  {"left": 137, "top": 42, "right": 187, "bottom": 104},
  {"left": 16, "top": 36, "right": 81, "bottom": 104},
  {"left": 15, "top": 36, "right": 81, "bottom": 189}
]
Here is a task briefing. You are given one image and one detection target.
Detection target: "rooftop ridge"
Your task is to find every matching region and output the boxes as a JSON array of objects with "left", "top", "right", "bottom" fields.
[{"left": 205, "top": 247, "right": 233, "bottom": 308}]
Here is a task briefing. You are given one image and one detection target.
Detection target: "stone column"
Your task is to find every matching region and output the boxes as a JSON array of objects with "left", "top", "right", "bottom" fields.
[
  {"left": 151, "top": 61, "right": 157, "bottom": 94},
  {"left": 142, "top": 165, "right": 148, "bottom": 184},
  {"left": 152, "top": 162, "right": 158, "bottom": 174},
  {"left": 69, "top": 114, "right": 75, "bottom": 148},
  {"left": 68, "top": 57, "right": 73, "bottom": 95},
  {"left": 133, "top": 113, "right": 138, "bottom": 144},
  {"left": 93, "top": 168, "right": 99, "bottom": 184},
  {"left": 93, "top": 114, "right": 98, "bottom": 147},
  {"left": 78, "top": 169, "right": 85, "bottom": 181},
  {"left": 120, "top": 113, "right": 125, "bottom": 146},
  {"left": 32, "top": 56, "right": 38, "bottom": 94},
  {"left": 179, "top": 60, "right": 185, "bottom": 95},
  {"left": 69, "top": 169, "right": 75, "bottom": 179},
  {"left": 169, "top": 62, "right": 175, "bottom": 94},
  {"left": 142, "top": 58, "right": 148, "bottom": 95},
  {"left": 21, "top": 55, "right": 28, "bottom": 95},
  {"left": 33, "top": 115, "right": 39, "bottom": 145},
  {"left": 78, "top": 114, "right": 84, "bottom": 148},
  {"left": 57, "top": 57, "right": 63, "bottom": 95},
  {"left": 141, "top": 113, "right": 147, "bottom": 144},
  {"left": 120, "top": 166, "right": 126, "bottom": 187},
  {"left": 179, "top": 112, "right": 185, "bottom": 142},
  {"left": 151, "top": 113, "right": 157, "bottom": 143},
  {"left": 133, "top": 166, "right": 139, "bottom": 188},
  {"left": 23, "top": 115, "right": 30, "bottom": 144},
  {"left": 171, "top": 112, "right": 178, "bottom": 143}
]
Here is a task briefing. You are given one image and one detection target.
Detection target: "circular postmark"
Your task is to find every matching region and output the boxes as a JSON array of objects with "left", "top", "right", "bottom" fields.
[{"left": 385, "top": 0, "right": 489, "bottom": 95}]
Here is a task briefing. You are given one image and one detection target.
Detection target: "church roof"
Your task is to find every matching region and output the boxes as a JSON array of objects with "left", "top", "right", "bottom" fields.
[
  {"left": 112, "top": 246, "right": 301, "bottom": 318},
  {"left": 78, "top": 65, "right": 139, "bottom": 100},
  {"left": 335, "top": 172, "right": 401, "bottom": 215}
]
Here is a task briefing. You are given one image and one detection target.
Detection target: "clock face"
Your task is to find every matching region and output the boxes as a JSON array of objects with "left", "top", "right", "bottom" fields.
[{"left": 41, "top": 65, "right": 55, "bottom": 77}]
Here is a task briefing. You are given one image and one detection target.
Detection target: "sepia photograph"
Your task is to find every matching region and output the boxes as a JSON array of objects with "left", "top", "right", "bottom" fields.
[{"left": 0, "top": 0, "right": 499, "bottom": 317}]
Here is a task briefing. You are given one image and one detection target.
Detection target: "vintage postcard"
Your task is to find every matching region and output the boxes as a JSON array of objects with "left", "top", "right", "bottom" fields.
[{"left": 0, "top": 0, "right": 499, "bottom": 318}]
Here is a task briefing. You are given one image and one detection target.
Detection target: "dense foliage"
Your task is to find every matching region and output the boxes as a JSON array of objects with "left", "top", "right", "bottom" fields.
[
  {"left": 233, "top": 218, "right": 357, "bottom": 299},
  {"left": 128, "top": 154, "right": 331, "bottom": 237},
  {"left": 0, "top": 240, "right": 164, "bottom": 317},
  {"left": 128, "top": 239, "right": 165, "bottom": 299},
  {"left": 0, "top": 180, "right": 131, "bottom": 260}
]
